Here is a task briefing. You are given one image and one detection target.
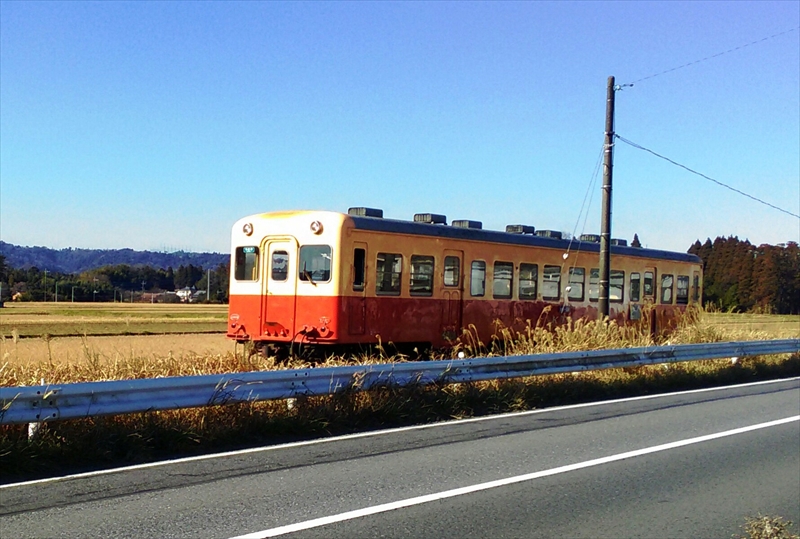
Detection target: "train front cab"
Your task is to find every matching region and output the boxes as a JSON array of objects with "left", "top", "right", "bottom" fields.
[{"left": 227, "top": 212, "right": 345, "bottom": 352}]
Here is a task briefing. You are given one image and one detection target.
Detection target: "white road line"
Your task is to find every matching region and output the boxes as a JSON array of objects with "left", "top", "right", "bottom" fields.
[
  {"left": 229, "top": 415, "right": 800, "bottom": 539},
  {"left": 2, "top": 376, "right": 797, "bottom": 489}
]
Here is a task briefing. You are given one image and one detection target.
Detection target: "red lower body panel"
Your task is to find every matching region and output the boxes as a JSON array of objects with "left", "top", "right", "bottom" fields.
[{"left": 227, "top": 294, "right": 686, "bottom": 348}]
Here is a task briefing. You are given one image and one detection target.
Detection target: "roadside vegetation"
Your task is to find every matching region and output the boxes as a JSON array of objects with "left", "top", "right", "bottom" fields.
[
  {"left": 1, "top": 304, "right": 797, "bottom": 482},
  {"left": 736, "top": 516, "right": 799, "bottom": 539}
]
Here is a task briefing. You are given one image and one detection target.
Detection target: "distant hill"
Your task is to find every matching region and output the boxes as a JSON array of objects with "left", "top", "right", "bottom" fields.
[{"left": 0, "top": 241, "right": 228, "bottom": 274}]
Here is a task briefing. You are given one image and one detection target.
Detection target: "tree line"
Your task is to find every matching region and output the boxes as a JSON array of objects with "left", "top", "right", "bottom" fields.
[
  {"left": 689, "top": 237, "right": 799, "bottom": 314},
  {"left": 2, "top": 237, "right": 798, "bottom": 312},
  {"left": 0, "top": 255, "right": 230, "bottom": 303},
  {"left": 0, "top": 241, "right": 227, "bottom": 275}
]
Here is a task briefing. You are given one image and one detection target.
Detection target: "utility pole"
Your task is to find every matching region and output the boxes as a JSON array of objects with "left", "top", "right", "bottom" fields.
[
  {"left": 43, "top": 270, "right": 47, "bottom": 302},
  {"left": 598, "top": 75, "right": 616, "bottom": 320},
  {"left": 207, "top": 269, "right": 211, "bottom": 303}
]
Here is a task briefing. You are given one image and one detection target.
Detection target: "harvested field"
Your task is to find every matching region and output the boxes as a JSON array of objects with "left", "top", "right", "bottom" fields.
[
  {"left": 0, "top": 302, "right": 227, "bottom": 338},
  {"left": 2, "top": 333, "right": 234, "bottom": 368},
  {"left": 701, "top": 313, "right": 800, "bottom": 339}
]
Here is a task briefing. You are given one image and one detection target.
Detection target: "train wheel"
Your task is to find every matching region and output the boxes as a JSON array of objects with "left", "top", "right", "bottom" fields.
[{"left": 268, "top": 344, "right": 290, "bottom": 363}]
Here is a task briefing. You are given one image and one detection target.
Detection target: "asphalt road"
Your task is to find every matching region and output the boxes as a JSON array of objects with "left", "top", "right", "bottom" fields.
[{"left": 2, "top": 378, "right": 798, "bottom": 539}]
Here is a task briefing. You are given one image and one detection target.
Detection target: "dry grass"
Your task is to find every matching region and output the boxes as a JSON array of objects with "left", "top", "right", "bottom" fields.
[
  {"left": 452, "top": 305, "right": 794, "bottom": 358},
  {"left": 736, "top": 516, "right": 799, "bottom": 539},
  {"left": 1, "top": 305, "right": 787, "bottom": 387},
  {"left": 1, "top": 305, "right": 798, "bottom": 482}
]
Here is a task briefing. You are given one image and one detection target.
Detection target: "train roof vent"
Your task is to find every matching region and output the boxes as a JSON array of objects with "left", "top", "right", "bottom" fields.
[
  {"left": 452, "top": 219, "right": 482, "bottom": 229},
  {"left": 611, "top": 238, "right": 628, "bottom": 246},
  {"left": 580, "top": 234, "right": 601, "bottom": 243},
  {"left": 348, "top": 207, "right": 383, "bottom": 218},
  {"left": 506, "top": 224, "right": 536, "bottom": 235},
  {"left": 414, "top": 213, "right": 447, "bottom": 224},
  {"left": 536, "top": 229, "right": 563, "bottom": 239}
]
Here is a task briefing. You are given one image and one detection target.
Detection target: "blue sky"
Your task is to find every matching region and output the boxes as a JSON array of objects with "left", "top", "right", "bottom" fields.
[{"left": 1, "top": 1, "right": 798, "bottom": 254}]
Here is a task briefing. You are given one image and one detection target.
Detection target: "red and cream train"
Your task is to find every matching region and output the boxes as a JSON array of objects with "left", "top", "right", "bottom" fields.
[{"left": 227, "top": 208, "right": 703, "bottom": 353}]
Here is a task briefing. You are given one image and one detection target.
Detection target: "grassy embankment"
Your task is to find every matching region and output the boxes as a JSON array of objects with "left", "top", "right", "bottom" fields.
[{"left": 1, "top": 302, "right": 798, "bottom": 481}]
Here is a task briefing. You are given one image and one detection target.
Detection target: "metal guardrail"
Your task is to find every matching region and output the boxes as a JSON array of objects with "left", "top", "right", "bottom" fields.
[{"left": 1, "top": 339, "right": 798, "bottom": 425}]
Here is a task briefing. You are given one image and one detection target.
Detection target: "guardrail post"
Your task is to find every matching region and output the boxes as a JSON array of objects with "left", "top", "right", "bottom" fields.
[{"left": 27, "top": 378, "right": 45, "bottom": 441}]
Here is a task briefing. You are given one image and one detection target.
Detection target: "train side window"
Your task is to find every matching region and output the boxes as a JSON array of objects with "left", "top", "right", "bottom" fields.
[
  {"left": 542, "top": 265, "right": 561, "bottom": 300},
  {"left": 630, "top": 272, "right": 641, "bottom": 302},
  {"left": 470, "top": 261, "right": 486, "bottom": 297},
  {"left": 235, "top": 246, "right": 259, "bottom": 281},
  {"left": 519, "top": 263, "right": 538, "bottom": 300},
  {"left": 271, "top": 250, "right": 289, "bottom": 281},
  {"left": 644, "top": 271, "right": 655, "bottom": 299},
  {"left": 492, "top": 261, "right": 513, "bottom": 299},
  {"left": 610, "top": 270, "right": 625, "bottom": 303},
  {"left": 353, "top": 248, "right": 365, "bottom": 291},
  {"left": 588, "top": 269, "right": 599, "bottom": 301},
  {"left": 376, "top": 253, "right": 402, "bottom": 295},
  {"left": 410, "top": 255, "right": 435, "bottom": 296},
  {"left": 299, "top": 245, "right": 332, "bottom": 282},
  {"left": 676, "top": 275, "right": 689, "bottom": 305},
  {"left": 444, "top": 256, "right": 460, "bottom": 287},
  {"left": 692, "top": 274, "right": 700, "bottom": 302},
  {"left": 661, "top": 274, "right": 674, "bottom": 304},
  {"left": 568, "top": 267, "right": 585, "bottom": 301}
]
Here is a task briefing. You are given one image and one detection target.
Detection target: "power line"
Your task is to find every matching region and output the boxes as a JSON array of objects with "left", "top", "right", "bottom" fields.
[
  {"left": 567, "top": 142, "right": 604, "bottom": 254},
  {"left": 615, "top": 135, "right": 800, "bottom": 220},
  {"left": 623, "top": 27, "right": 799, "bottom": 86}
]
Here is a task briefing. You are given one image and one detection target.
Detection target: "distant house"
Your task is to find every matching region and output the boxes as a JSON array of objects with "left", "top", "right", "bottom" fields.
[
  {"left": 176, "top": 287, "right": 195, "bottom": 302},
  {"left": 176, "top": 287, "right": 207, "bottom": 303}
]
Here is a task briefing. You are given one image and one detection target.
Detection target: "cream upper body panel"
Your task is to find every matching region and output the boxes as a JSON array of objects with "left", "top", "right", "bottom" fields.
[{"left": 229, "top": 211, "right": 348, "bottom": 297}]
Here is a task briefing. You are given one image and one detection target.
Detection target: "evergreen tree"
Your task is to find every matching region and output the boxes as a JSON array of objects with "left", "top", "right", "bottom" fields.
[{"left": 691, "top": 236, "right": 799, "bottom": 314}]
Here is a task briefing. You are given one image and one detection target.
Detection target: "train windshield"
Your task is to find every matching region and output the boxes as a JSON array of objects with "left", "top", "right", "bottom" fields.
[
  {"left": 234, "top": 246, "right": 259, "bottom": 281},
  {"left": 299, "top": 245, "right": 332, "bottom": 282}
]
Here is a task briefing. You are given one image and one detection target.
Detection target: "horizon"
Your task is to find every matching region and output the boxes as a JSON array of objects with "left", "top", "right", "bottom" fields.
[
  {"left": 1, "top": 2, "right": 798, "bottom": 254},
  {"left": 4, "top": 229, "right": 800, "bottom": 261},
  {"left": 0, "top": 239, "right": 226, "bottom": 256}
]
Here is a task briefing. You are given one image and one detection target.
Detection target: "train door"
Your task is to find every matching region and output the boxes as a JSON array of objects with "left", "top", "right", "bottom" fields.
[
  {"left": 643, "top": 266, "right": 657, "bottom": 334},
  {"left": 261, "top": 237, "right": 299, "bottom": 339},
  {"left": 692, "top": 270, "right": 702, "bottom": 305},
  {"left": 441, "top": 249, "right": 464, "bottom": 342},
  {"left": 628, "top": 271, "right": 642, "bottom": 321},
  {"left": 348, "top": 242, "right": 367, "bottom": 335}
]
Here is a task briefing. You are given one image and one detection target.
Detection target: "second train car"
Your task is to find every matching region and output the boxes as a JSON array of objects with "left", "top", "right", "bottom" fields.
[{"left": 227, "top": 208, "right": 703, "bottom": 353}]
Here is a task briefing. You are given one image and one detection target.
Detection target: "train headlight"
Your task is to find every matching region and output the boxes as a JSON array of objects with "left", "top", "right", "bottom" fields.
[
  {"left": 243, "top": 223, "right": 253, "bottom": 236},
  {"left": 310, "top": 220, "right": 323, "bottom": 234}
]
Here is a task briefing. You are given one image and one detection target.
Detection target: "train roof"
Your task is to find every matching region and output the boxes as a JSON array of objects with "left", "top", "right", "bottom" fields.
[{"left": 346, "top": 213, "right": 701, "bottom": 264}]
